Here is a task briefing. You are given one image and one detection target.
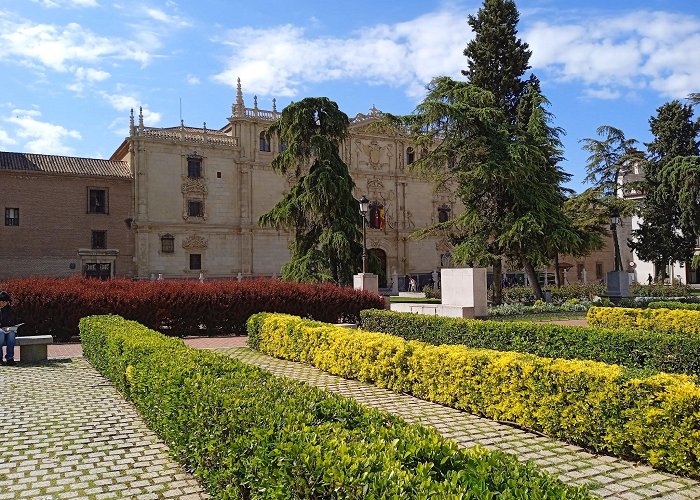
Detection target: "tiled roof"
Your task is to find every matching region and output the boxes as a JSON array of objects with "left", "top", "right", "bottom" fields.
[{"left": 0, "top": 151, "right": 132, "bottom": 179}]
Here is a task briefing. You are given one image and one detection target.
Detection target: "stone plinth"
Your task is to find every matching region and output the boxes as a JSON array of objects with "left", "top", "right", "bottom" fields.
[
  {"left": 354, "top": 273, "right": 378, "bottom": 295},
  {"left": 604, "top": 271, "right": 631, "bottom": 301},
  {"left": 441, "top": 268, "right": 488, "bottom": 317}
]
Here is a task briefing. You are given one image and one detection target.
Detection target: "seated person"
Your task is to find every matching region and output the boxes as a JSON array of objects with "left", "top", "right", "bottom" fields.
[{"left": 0, "top": 291, "right": 17, "bottom": 366}]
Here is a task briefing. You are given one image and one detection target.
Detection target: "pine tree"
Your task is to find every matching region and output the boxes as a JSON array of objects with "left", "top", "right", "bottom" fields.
[
  {"left": 259, "top": 97, "right": 362, "bottom": 284},
  {"left": 462, "top": 0, "right": 532, "bottom": 122}
]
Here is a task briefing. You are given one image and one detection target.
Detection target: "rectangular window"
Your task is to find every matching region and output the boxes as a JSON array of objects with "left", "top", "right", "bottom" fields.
[
  {"left": 91, "top": 230, "right": 106, "bottom": 249},
  {"left": 188, "top": 200, "right": 203, "bottom": 217},
  {"left": 4, "top": 208, "right": 19, "bottom": 226},
  {"left": 187, "top": 157, "right": 202, "bottom": 178},
  {"left": 161, "top": 234, "right": 174, "bottom": 253},
  {"left": 88, "top": 188, "right": 107, "bottom": 214},
  {"left": 189, "top": 253, "right": 202, "bottom": 270},
  {"left": 595, "top": 262, "right": 603, "bottom": 280}
]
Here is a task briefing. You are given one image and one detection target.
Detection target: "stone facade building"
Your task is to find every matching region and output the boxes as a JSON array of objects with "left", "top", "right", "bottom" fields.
[
  {"left": 0, "top": 152, "right": 135, "bottom": 279},
  {"left": 110, "top": 81, "right": 460, "bottom": 284}
]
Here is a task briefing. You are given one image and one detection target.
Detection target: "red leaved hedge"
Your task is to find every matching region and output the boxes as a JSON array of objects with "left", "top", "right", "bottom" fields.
[{"left": 0, "top": 277, "right": 385, "bottom": 340}]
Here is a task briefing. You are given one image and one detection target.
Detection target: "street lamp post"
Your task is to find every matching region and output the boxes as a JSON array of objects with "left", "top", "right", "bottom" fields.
[
  {"left": 610, "top": 208, "right": 623, "bottom": 272},
  {"left": 359, "top": 195, "right": 369, "bottom": 274}
]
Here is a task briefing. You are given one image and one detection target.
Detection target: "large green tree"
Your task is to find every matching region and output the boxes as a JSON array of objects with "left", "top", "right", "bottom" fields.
[
  {"left": 630, "top": 101, "right": 700, "bottom": 277},
  {"left": 581, "top": 125, "right": 642, "bottom": 271},
  {"left": 462, "top": 0, "right": 531, "bottom": 122},
  {"left": 259, "top": 97, "right": 361, "bottom": 284}
]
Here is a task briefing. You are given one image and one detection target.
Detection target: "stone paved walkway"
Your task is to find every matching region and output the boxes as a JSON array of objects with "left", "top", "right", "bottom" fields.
[
  {"left": 0, "top": 358, "right": 207, "bottom": 500},
  {"left": 219, "top": 347, "right": 700, "bottom": 500}
]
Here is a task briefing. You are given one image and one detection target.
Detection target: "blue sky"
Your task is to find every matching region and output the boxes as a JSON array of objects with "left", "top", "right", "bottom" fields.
[{"left": 1, "top": 0, "right": 698, "bottom": 193}]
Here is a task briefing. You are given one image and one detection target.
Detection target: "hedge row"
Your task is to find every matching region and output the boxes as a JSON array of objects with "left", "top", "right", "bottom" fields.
[
  {"left": 79, "top": 315, "right": 589, "bottom": 499},
  {"left": 359, "top": 309, "right": 700, "bottom": 376},
  {"left": 649, "top": 301, "right": 700, "bottom": 311},
  {"left": 249, "top": 313, "right": 700, "bottom": 477},
  {"left": 587, "top": 306, "right": 700, "bottom": 335},
  {"left": 1, "top": 277, "right": 385, "bottom": 340}
]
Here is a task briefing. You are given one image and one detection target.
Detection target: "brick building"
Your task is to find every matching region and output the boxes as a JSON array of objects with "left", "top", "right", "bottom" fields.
[{"left": 0, "top": 152, "right": 135, "bottom": 279}]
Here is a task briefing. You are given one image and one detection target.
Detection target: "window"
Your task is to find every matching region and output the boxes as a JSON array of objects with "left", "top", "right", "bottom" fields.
[
  {"left": 187, "top": 156, "right": 202, "bottom": 178},
  {"left": 188, "top": 200, "right": 203, "bottom": 217},
  {"left": 91, "top": 230, "right": 106, "bottom": 249},
  {"left": 161, "top": 234, "right": 174, "bottom": 253},
  {"left": 259, "top": 131, "right": 270, "bottom": 152},
  {"left": 577, "top": 263, "right": 585, "bottom": 281},
  {"left": 5, "top": 208, "right": 19, "bottom": 226},
  {"left": 88, "top": 188, "right": 107, "bottom": 214},
  {"left": 189, "top": 253, "right": 202, "bottom": 270},
  {"left": 595, "top": 262, "right": 603, "bottom": 280},
  {"left": 279, "top": 141, "right": 287, "bottom": 152},
  {"left": 216, "top": 171, "right": 222, "bottom": 179},
  {"left": 437, "top": 204, "right": 450, "bottom": 223},
  {"left": 406, "top": 147, "right": 415, "bottom": 165}
]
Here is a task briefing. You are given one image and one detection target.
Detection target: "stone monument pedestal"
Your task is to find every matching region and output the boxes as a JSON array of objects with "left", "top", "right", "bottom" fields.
[
  {"left": 354, "top": 273, "right": 378, "bottom": 295},
  {"left": 603, "top": 271, "right": 631, "bottom": 303}
]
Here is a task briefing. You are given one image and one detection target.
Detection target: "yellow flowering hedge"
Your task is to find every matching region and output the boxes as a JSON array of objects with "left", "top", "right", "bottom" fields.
[
  {"left": 249, "top": 312, "right": 700, "bottom": 477},
  {"left": 588, "top": 306, "right": 700, "bottom": 335}
]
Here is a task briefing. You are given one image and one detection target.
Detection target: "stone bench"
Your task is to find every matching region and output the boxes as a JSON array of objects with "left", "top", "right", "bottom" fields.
[{"left": 11, "top": 336, "right": 54, "bottom": 362}]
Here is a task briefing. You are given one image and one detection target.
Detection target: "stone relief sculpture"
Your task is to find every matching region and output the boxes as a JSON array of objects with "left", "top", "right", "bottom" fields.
[
  {"left": 182, "top": 234, "right": 208, "bottom": 250},
  {"left": 181, "top": 178, "right": 207, "bottom": 194}
]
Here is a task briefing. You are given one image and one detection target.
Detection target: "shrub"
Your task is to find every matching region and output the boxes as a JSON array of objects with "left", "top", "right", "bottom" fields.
[
  {"left": 1, "top": 277, "right": 385, "bottom": 340},
  {"left": 649, "top": 301, "right": 700, "bottom": 311},
  {"left": 250, "top": 313, "right": 700, "bottom": 477},
  {"left": 630, "top": 282, "right": 692, "bottom": 297},
  {"left": 587, "top": 306, "right": 700, "bottom": 335},
  {"left": 360, "top": 309, "right": 700, "bottom": 376},
  {"left": 488, "top": 300, "right": 590, "bottom": 317},
  {"left": 496, "top": 283, "right": 605, "bottom": 305},
  {"left": 80, "top": 315, "right": 590, "bottom": 499}
]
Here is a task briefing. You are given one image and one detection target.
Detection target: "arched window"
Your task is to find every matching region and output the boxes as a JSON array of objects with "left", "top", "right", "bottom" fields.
[
  {"left": 161, "top": 234, "right": 174, "bottom": 253},
  {"left": 406, "top": 147, "right": 415, "bottom": 165},
  {"left": 259, "top": 131, "right": 270, "bottom": 152},
  {"left": 278, "top": 140, "right": 287, "bottom": 152}
]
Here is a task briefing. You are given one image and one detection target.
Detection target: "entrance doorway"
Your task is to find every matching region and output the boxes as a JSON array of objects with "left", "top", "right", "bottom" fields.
[{"left": 368, "top": 248, "right": 387, "bottom": 287}]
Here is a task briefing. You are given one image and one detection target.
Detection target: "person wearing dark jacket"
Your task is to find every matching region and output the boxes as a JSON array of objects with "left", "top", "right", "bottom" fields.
[{"left": 0, "top": 291, "right": 17, "bottom": 366}]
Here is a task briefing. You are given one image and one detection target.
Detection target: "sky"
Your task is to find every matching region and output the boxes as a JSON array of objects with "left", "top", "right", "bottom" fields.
[{"left": 1, "top": 0, "right": 699, "bottom": 193}]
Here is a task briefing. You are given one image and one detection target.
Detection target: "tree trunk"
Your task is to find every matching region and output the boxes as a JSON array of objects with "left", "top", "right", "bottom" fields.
[
  {"left": 492, "top": 258, "right": 503, "bottom": 305},
  {"left": 553, "top": 253, "right": 561, "bottom": 287},
  {"left": 523, "top": 259, "right": 544, "bottom": 300}
]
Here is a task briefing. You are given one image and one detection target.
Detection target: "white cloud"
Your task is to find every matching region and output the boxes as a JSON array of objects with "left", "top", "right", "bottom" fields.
[
  {"left": 212, "top": 9, "right": 469, "bottom": 100},
  {"left": 0, "top": 12, "right": 152, "bottom": 74},
  {"left": 0, "top": 128, "right": 17, "bottom": 149},
  {"left": 67, "top": 66, "right": 111, "bottom": 92},
  {"left": 4, "top": 109, "right": 81, "bottom": 155},
  {"left": 143, "top": 7, "right": 190, "bottom": 27},
  {"left": 524, "top": 10, "right": 700, "bottom": 99},
  {"left": 100, "top": 92, "right": 162, "bottom": 126},
  {"left": 32, "top": 0, "right": 99, "bottom": 7},
  {"left": 186, "top": 74, "right": 201, "bottom": 85}
]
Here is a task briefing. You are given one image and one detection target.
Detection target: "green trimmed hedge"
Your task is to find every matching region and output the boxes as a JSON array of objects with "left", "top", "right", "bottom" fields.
[
  {"left": 249, "top": 313, "right": 700, "bottom": 477},
  {"left": 649, "top": 301, "right": 700, "bottom": 311},
  {"left": 360, "top": 309, "right": 700, "bottom": 376},
  {"left": 587, "top": 306, "right": 700, "bottom": 335},
  {"left": 80, "top": 315, "right": 589, "bottom": 499}
]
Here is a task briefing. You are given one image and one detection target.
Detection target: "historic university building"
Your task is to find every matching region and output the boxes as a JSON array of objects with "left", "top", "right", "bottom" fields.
[{"left": 1, "top": 81, "right": 624, "bottom": 287}]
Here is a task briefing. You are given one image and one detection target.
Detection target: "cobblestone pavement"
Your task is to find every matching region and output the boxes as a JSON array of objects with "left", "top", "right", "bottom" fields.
[
  {"left": 0, "top": 358, "right": 208, "bottom": 499},
  {"left": 219, "top": 347, "right": 700, "bottom": 500}
]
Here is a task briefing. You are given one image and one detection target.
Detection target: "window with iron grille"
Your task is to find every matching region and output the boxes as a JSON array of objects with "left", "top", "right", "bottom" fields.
[
  {"left": 4, "top": 208, "right": 19, "bottom": 226},
  {"left": 259, "top": 131, "right": 270, "bottom": 152},
  {"left": 161, "top": 234, "right": 175, "bottom": 253},
  {"left": 188, "top": 200, "right": 203, "bottom": 217},
  {"left": 88, "top": 188, "right": 107, "bottom": 214},
  {"left": 189, "top": 253, "right": 202, "bottom": 270},
  {"left": 187, "top": 156, "right": 202, "bottom": 178},
  {"left": 91, "top": 230, "right": 107, "bottom": 249}
]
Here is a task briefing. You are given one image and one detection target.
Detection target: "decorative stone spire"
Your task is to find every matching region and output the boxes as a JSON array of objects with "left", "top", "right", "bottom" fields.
[
  {"left": 253, "top": 95, "right": 258, "bottom": 110},
  {"left": 272, "top": 98, "right": 277, "bottom": 115},
  {"left": 129, "top": 108, "right": 135, "bottom": 136},
  {"left": 232, "top": 77, "right": 245, "bottom": 117},
  {"left": 203, "top": 121, "right": 207, "bottom": 131},
  {"left": 138, "top": 106, "right": 144, "bottom": 131}
]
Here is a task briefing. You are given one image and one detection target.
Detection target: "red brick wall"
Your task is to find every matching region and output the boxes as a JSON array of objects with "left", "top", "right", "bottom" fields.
[{"left": 0, "top": 171, "right": 135, "bottom": 279}]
